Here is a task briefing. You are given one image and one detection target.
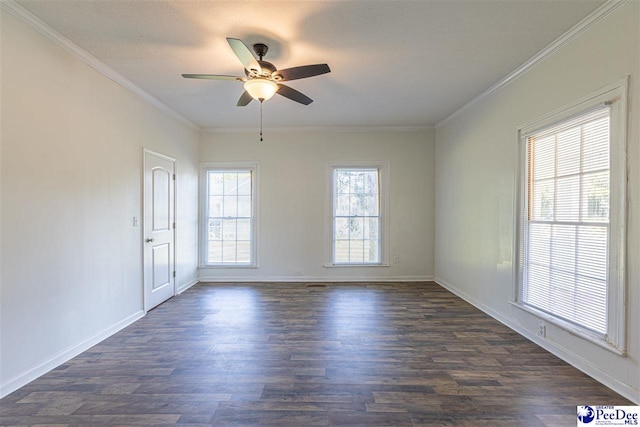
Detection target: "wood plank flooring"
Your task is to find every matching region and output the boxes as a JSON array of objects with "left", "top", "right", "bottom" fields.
[{"left": 0, "top": 282, "right": 633, "bottom": 426}]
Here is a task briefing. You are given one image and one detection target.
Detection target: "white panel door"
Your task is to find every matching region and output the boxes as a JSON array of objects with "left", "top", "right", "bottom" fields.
[{"left": 144, "top": 150, "right": 175, "bottom": 311}]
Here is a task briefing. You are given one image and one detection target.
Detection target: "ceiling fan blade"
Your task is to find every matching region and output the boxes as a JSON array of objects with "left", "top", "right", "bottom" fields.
[
  {"left": 274, "top": 64, "right": 331, "bottom": 81},
  {"left": 226, "top": 38, "right": 261, "bottom": 74},
  {"left": 237, "top": 91, "right": 253, "bottom": 107},
  {"left": 277, "top": 84, "right": 313, "bottom": 105},
  {"left": 182, "top": 74, "right": 242, "bottom": 81}
]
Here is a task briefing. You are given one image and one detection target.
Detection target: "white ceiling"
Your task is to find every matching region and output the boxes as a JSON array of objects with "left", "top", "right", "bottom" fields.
[{"left": 15, "top": 0, "right": 605, "bottom": 130}]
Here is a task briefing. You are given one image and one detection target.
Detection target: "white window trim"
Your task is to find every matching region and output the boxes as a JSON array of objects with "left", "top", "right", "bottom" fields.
[
  {"left": 199, "top": 162, "right": 259, "bottom": 268},
  {"left": 324, "top": 161, "right": 390, "bottom": 267},
  {"left": 513, "top": 77, "right": 628, "bottom": 354}
]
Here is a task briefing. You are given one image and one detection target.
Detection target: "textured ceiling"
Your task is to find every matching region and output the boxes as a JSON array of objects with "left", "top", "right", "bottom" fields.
[{"left": 15, "top": 0, "right": 605, "bottom": 130}]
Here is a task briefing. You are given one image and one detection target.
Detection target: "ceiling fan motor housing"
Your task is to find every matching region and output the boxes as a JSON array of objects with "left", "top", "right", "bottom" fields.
[
  {"left": 244, "top": 60, "right": 276, "bottom": 79},
  {"left": 253, "top": 43, "right": 269, "bottom": 59}
]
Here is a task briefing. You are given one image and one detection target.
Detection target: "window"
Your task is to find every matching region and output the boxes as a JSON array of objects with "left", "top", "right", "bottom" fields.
[
  {"left": 200, "top": 163, "right": 258, "bottom": 267},
  {"left": 515, "top": 79, "right": 627, "bottom": 353},
  {"left": 326, "top": 162, "right": 389, "bottom": 266}
]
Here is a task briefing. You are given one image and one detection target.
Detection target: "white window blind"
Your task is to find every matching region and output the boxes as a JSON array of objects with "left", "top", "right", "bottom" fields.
[{"left": 523, "top": 106, "right": 610, "bottom": 334}]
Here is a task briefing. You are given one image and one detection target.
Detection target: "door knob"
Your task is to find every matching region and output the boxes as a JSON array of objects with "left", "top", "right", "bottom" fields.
[{"left": 145, "top": 238, "right": 155, "bottom": 243}]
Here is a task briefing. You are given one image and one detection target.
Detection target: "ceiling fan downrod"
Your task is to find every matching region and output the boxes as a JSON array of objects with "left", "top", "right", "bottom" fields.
[{"left": 253, "top": 43, "right": 268, "bottom": 61}]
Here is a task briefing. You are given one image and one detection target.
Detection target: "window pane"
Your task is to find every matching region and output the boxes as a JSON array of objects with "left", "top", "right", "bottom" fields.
[
  {"left": 526, "top": 263, "right": 550, "bottom": 308},
  {"left": 237, "top": 195, "right": 251, "bottom": 217},
  {"left": 532, "top": 179, "right": 554, "bottom": 220},
  {"left": 550, "top": 224, "right": 576, "bottom": 275},
  {"left": 349, "top": 217, "right": 364, "bottom": 239},
  {"left": 555, "top": 176, "right": 580, "bottom": 222},
  {"left": 365, "top": 240, "right": 379, "bottom": 263},
  {"left": 582, "top": 171, "right": 609, "bottom": 222},
  {"left": 556, "top": 127, "right": 580, "bottom": 176},
  {"left": 223, "top": 173, "right": 238, "bottom": 195},
  {"left": 222, "top": 241, "right": 237, "bottom": 263},
  {"left": 237, "top": 173, "right": 251, "bottom": 195},
  {"left": 349, "top": 171, "right": 365, "bottom": 194},
  {"left": 222, "top": 219, "right": 236, "bottom": 240},
  {"left": 335, "top": 195, "right": 350, "bottom": 216},
  {"left": 210, "top": 196, "right": 222, "bottom": 216},
  {"left": 364, "top": 171, "right": 379, "bottom": 195},
  {"left": 549, "top": 268, "right": 575, "bottom": 300},
  {"left": 583, "top": 116, "right": 609, "bottom": 172},
  {"left": 236, "top": 219, "right": 251, "bottom": 241},
  {"left": 208, "top": 240, "right": 222, "bottom": 263},
  {"left": 236, "top": 241, "right": 251, "bottom": 263},
  {"left": 575, "top": 275, "right": 606, "bottom": 333},
  {"left": 210, "top": 173, "right": 224, "bottom": 195},
  {"left": 365, "top": 218, "right": 379, "bottom": 240},
  {"left": 576, "top": 226, "right": 607, "bottom": 281},
  {"left": 350, "top": 194, "right": 364, "bottom": 216},
  {"left": 223, "top": 195, "right": 238, "bottom": 217},
  {"left": 209, "top": 218, "right": 222, "bottom": 241},
  {"left": 532, "top": 135, "right": 555, "bottom": 180},
  {"left": 335, "top": 171, "right": 350, "bottom": 194},
  {"left": 528, "top": 223, "right": 550, "bottom": 267},
  {"left": 335, "top": 218, "right": 350, "bottom": 239},
  {"left": 349, "top": 240, "right": 365, "bottom": 263},
  {"left": 364, "top": 195, "right": 379, "bottom": 216},
  {"left": 335, "top": 240, "right": 350, "bottom": 263}
]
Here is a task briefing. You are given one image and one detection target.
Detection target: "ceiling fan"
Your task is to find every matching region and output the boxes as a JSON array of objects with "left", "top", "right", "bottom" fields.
[{"left": 182, "top": 37, "right": 331, "bottom": 106}]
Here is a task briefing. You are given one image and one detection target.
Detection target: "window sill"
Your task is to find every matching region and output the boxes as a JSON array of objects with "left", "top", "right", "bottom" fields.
[
  {"left": 323, "top": 263, "right": 390, "bottom": 268},
  {"left": 510, "top": 300, "right": 626, "bottom": 356},
  {"left": 199, "top": 264, "right": 258, "bottom": 269}
]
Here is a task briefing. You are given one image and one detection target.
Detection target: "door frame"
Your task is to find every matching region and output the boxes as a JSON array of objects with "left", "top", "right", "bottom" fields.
[{"left": 142, "top": 148, "right": 177, "bottom": 312}]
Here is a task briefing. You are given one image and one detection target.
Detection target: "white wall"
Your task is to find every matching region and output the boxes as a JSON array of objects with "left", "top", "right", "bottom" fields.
[
  {"left": 199, "top": 129, "right": 435, "bottom": 282},
  {"left": 434, "top": 1, "right": 639, "bottom": 403},
  {"left": 0, "top": 9, "right": 199, "bottom": 396}
]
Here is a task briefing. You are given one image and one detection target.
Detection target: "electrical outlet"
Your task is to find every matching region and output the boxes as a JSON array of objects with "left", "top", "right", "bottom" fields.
[
  {"left": 393, "top": 255, "right": 400, "bottom": 264},
  {"left": 293, "top": 270, "right": 304, "bottom": 276},
  {"left": 537, "top": 320, "right": 546, "bottom": 338}
]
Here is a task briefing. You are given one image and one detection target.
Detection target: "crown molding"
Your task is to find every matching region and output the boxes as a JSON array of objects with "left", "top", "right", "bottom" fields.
[
  {"left": 435, "top": 0, "right": 627, "bottom": 129},
  {"left": 201, "top": 125, "right": 435, "bottom": 134},
  {"left": 0, "top": 0, "right": 200, "bottom": 131}
]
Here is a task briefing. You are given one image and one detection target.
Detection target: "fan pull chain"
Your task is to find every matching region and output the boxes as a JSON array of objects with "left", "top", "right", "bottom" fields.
[{"left": 260, "top": 100, "right": 263, "bottom": 142}]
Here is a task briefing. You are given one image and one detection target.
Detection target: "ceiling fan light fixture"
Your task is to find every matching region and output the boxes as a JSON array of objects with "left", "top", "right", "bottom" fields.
[{"left": 244, "top": 78, "right": 278, "bottom": 101}]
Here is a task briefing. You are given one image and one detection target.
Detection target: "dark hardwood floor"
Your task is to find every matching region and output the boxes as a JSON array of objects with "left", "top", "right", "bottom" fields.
[{"left": 0, "top": 282, "right": 632, "bottom": 426}]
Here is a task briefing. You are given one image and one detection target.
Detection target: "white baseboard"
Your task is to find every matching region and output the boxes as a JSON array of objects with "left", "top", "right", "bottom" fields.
[
  {"left": 0, "top": 310, "right": 145, "bottom": 399},
  {"left": 176, "top": 278, "right": 199, "bottom": 294},
  {"left": 196, "top": 275, "right": 434, "bottom": 283},
  {"left": 434, "top": 277, "right": 640, "bottom": 405}
]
